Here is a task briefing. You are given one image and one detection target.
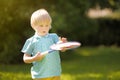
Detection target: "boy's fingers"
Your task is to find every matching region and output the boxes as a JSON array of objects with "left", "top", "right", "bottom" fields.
[{"left": 61, "top": 37, "right": 67, "bottom": 42}]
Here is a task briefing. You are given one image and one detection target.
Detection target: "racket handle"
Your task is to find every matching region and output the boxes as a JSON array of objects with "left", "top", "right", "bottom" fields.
[
  {"left": 41, "top": 50, "right": 55, "bottom": 55},
  {"left": 48, "top": 50, "right": 55, "bottom": 53}
]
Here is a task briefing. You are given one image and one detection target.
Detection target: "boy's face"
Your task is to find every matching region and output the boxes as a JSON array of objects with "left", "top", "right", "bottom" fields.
[{"left": 34, "top": 22, "right": 51, "bottom": 36}]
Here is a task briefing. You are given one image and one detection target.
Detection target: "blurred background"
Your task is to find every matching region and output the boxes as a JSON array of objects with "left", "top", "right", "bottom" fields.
[{"left": 0, "top": 0, "right": 120, "bottom": 80}]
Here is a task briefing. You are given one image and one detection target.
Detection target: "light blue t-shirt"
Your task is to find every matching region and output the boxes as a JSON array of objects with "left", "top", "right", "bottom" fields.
[{"left": 21, "top": 33, "right": 61, "bottom": 79}]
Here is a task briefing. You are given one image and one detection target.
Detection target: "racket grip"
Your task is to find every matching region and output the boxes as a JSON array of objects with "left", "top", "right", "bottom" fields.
[{"left": 48, "top": 50, "right": 55, "bottom": 53}]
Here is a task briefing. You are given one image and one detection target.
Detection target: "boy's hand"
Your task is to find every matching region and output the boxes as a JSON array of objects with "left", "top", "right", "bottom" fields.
[
  {"left": 33, "top": 52, "right": 45, "bottom": 61},
  {"left": 57, "top": 37, "right": 67, "bottom": 44},
  {"left": 57, "top": 37, "right": 68, "bottom": 52},
  {"left": 60, "top": 37, "right": 67, "bottom": 43},
  {"left": 60, "top": 47, "right": 68, "bottom": 52}
]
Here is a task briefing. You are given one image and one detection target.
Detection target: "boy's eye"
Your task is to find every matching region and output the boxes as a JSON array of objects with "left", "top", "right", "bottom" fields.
[
  {"left": 39, "top": 25, "right": 49, "bottom": 27},
  {"left": 39, "top": 25, "right": 43, "bottom": 27},
  {"left": 46, "top": 25, "right": 49, "bottom": 27}
]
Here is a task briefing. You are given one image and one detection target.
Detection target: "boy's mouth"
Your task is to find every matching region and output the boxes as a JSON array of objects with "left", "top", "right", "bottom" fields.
[{"left": 42, "top": 31, "right": 46, "bottom": 33}]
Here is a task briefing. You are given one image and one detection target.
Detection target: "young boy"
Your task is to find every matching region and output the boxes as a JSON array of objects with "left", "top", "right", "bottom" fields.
[{"left": 21, "top": 9, "right": 67, "bottom": 80}]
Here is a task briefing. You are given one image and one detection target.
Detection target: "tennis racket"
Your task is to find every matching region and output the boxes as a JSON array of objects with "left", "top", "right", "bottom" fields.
[{"left": 41, "top": 41, "right": 81, "bottom": 55}]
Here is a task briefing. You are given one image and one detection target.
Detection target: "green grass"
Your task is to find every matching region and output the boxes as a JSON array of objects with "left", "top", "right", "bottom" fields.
[{"left": 0, "top": 46, "right": 120, "bottom": 80}]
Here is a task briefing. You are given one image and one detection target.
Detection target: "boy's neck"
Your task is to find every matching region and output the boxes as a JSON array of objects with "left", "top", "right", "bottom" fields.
[{"left": 35, "top": 32, "right": 48, "bottom": 37}]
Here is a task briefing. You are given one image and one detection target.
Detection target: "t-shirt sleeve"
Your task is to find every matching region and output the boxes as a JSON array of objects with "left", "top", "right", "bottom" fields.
[
  {"left": 52, "top": 33, "right": 59, "bottom": 43},
  {"left": 21, "top": 39, "right": 34, "bottom": 55}
]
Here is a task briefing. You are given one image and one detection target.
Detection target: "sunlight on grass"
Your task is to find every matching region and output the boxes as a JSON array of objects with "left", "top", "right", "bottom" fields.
[
  {"left": 108, "top": 71, "right": 120, "bottom": 79},
  {"left": 62, "top": 74, "right": 75, "bottom": 80},
  {"left": 1, "top": 72, "right": 120, "bottom": 80},
  {"left": 0, "top": 72, "right": 31, "bottom": 80},
  {"left": 62, "top": 72, "right": 120, "bottom": 80},
  {"left": 62, "top": 73, "right": 103, "bottom": 80}
]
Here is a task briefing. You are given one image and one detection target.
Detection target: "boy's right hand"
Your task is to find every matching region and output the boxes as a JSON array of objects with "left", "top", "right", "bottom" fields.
[{"left": 33, "top": 52, "right": 45, "bottom": 61}]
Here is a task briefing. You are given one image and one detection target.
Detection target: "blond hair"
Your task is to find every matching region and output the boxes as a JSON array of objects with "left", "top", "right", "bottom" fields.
[{"left": 31, "top": 9, "right": 52, "bottom": 29}]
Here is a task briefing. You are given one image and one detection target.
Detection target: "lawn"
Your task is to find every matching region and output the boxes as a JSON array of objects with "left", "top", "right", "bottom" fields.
[{"left": 0, "top": 46, "right": 120, "bottom": 80}]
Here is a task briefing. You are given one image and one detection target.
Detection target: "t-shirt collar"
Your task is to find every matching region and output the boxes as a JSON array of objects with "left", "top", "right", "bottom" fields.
[{"left": 34, "top": 32, "right": 49, "bottom": 39}]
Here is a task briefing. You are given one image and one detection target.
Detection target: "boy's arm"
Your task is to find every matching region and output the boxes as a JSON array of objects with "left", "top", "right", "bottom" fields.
[
  {"left": 23, "top": 53, "right": 34, "bottom": 63},
  {"left": 23, "top": 52, "right": 48, "bottom": 63}
]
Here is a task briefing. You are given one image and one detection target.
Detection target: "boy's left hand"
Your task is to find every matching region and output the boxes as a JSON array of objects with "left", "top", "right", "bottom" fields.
[
  {"left": 58, "top": 37, "right": 68, "bottom": 52},
  {"left": 57, "top": 37, "right": 67, "bottom": 44}
]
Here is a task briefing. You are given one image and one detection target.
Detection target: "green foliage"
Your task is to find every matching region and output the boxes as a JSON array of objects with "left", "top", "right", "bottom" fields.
[
  {"left": 51, "top": 0, "right": 99, "bottom": 41},
  {"left": 0, "top": 0, "right": 31, "bottom": 64}
]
